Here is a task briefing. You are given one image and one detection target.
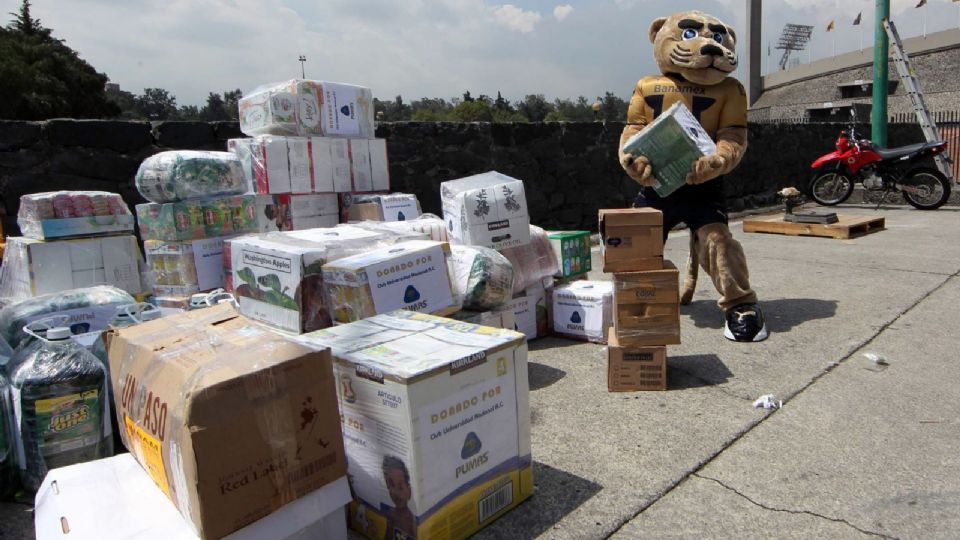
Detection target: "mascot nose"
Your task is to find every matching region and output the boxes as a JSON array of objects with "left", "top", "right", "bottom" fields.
[{"left": 700, "top": 44, "right": 724, "bottom": 57}]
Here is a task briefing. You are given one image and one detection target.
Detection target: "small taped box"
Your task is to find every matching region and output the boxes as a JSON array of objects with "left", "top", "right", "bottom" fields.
[
  {"left": 613, "top": 261, "right": 680, "bottom": 347},
  {"left": 599, "top": 208, "right": 663, "bottom": 273},
  {"left": 550, "top": 280, "right": 613, "bottom": 343},
  {"left": 607, "top": 328, "right": 667, "bottom": 391}
]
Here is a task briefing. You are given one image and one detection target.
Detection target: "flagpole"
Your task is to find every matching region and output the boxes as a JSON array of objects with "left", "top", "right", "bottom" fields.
[{"left": 924, "top": 4, "right": 928, "bottom": 38}]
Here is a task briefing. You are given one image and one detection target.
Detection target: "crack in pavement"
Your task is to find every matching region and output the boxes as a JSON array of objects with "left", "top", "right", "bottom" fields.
[{"left": 693, "top": 473, "right": 898, "bottom": 539}]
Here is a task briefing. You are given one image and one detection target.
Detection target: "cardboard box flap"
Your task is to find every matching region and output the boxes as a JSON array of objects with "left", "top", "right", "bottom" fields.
[{"left": 600, "top": 208, "right": 663, "bottom": 229}]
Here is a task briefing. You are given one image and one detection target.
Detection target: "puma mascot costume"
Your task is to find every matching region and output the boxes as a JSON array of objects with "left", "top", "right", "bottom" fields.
[{"left": 618, "top": 10, "right": 767, "bottom": 342}]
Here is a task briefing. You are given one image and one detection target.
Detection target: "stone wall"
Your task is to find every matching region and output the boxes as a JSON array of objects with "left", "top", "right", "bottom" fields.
[{"left": 0, "top": 119, "right": 949, "bottom": 236}]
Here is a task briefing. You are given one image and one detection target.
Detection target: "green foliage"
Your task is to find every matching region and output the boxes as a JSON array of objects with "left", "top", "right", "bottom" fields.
[
  {"left": 516, "top": 94, "right": 553, "bottom": 122},
  {"left": 450, "top": 100, "right": 494, "bottom": 122},
  {"left": 0, "top": 1, "right": 119, "bottom": 120},
  {"left": 134, "top": 88, "right": 177, "bottom": 120},
  {"left": 597, "top": 91, "right": 628, "bottom": 122}
]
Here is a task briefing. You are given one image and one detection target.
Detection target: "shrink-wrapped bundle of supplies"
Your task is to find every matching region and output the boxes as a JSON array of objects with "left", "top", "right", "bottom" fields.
[
  {"left": 18, "top": 191, "right": 133, "bottom": 240},
  {"left": 238, "top": 79, "right": 375, "bottom": 139},
  {"left": 346, "top": 213, "right": 448, "bottom": 242},
  {"left": 450, "top": 245, "right": 514, "bottom": 311},
  {"left": 134, "top": 151, "right": 248, "bottom": 204},
  {"left": 500, "top": 225, "right": 560, "bottom": 295}
]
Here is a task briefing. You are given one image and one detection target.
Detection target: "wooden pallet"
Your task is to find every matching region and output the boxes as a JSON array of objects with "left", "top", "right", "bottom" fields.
[{"left": 742, "top": 215, "right": 885, "bottom": 239}]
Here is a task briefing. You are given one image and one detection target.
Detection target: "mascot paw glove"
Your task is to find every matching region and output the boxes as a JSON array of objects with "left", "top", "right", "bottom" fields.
[
  {"left": 622, "top": 154, "right": 656, "bottom": 186},
  {"left": 686, "top": 154, "right": 726, "bottom": 185}
]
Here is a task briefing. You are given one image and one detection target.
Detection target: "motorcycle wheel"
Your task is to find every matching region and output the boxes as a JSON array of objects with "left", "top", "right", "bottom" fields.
[
  {"left": 902, "top": 168, "right": 951, "bottom": 210},
  {"left": 809, "top": 169, "right": 855, "bottom": 206}
]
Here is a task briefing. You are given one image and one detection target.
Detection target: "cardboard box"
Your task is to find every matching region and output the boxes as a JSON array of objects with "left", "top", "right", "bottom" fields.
[
  {"left": 144, "top": 237, "right": 229, "bottom": 296},
  {"left": 322, "top": 240, "right": 458, "bottom": 324},
  {"left": 0, "top": 236, "right": 145, "bottom": 301},
  {"left": 441, "top": 172, "right": 531, "bottom": 250},
  {"left": 348, "top": 139, "right": 373, "bottom": 192},
  {"left": 606, "top": 328, "right": 667, "bottom": 392},
  {"left": 34, "top": 454, "right": 351, "bottom": 540},
  {"left": 295, "top": 310, "right": 533, "bottom": 540},
  {"left": 238, "top": 79, "right": 375, "bottom": 139},
  {"left": 136, "top": 195, "right": 259, "bottom": 242},
  {"left": 345, "top": 193, "right": 421, "bottom": 222},
  {"left": 369, "top": 138, "right": 390, "bottom": 192},
  {"left": 106, "top": 304, "right": 347, "bottom": 539},
  {"left": 18, "top": 215, "right": 135, "bottom": 241},
  {"left": 547, "top": 230, "right": 591, "bottom": 278},
  {"left": 613, "top": 261, "right": 680, "bottom": 347},
  {"left": 254, "top": 193, "right": 340, "bottom": 233},
  {"left": 230, "top": 226, "right": 393, "bottom": 333},
  {"left": 599, "top": 208, "right": 663, "bottom": 273},
  {"left": 550, "top": 280, "right": 613, "bottom": 343},
  {"left": 451, "top": 307, "right": 516, "bottom": 331},
  {"left": 504, "top": 282, "right": 549, "bottom": 340}
]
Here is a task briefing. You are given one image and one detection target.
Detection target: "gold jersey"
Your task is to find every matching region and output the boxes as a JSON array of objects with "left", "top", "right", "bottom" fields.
[{"left": 626, "top": 75, "right": 747, "bottom": 139}]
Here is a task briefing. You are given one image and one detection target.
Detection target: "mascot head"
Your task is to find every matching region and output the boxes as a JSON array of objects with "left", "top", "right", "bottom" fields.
[{"left": 649, "top": 11, "right": 738, "bottom": 86}]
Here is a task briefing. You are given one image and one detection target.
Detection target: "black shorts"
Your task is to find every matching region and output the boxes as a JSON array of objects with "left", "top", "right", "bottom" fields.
[{"left": 633, "top": 178, "right": 728, "bottom": 244}]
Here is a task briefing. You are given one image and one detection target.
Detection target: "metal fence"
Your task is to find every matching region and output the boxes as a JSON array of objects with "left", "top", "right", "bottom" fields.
[{"left": 891, "top": 111, "right": 960, "bottom": 180}]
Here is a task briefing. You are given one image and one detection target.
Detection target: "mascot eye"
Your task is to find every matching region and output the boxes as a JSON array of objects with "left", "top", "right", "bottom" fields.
[
  {"left": 681, "top": 28, "right": 697, "bottom": 40},
  {"left": 712, "top": 33, "right": 724, "bottom": 44}
]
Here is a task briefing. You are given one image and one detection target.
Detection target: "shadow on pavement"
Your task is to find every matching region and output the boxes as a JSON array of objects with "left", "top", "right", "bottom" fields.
[
  {"left": 668, "top": 354, "right": 733, "bottom": 388},
  {"left": 528, "top": 362, "right": 566, "bottom": 391},
  {"left": 528, "top": 336, "right": 584, "bottom": 352},
  {"left": 683, "top": 298, "right": 838, "bottom": 333},
  {"left": 471, "top": 461, "right": 603, "bottom": 540}
]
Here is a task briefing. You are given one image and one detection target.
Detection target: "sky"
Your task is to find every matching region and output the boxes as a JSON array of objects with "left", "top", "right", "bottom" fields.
[{"left": 3, "top": 0, "right": 959, "bottom": 107}]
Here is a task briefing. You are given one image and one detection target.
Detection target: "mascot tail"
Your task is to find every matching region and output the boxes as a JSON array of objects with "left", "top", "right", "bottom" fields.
[{"left": 680, "top": 229, "right": 698, "bottom": 305}]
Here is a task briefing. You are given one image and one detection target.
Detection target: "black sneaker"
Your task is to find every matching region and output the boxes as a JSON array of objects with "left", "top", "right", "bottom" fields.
[{"left": 724, "top": 303, "right": 769, "bottom": 342}]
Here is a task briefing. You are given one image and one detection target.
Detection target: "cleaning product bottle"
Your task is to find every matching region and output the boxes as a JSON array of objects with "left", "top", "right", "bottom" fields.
[
  {"left": 9, "top": 325, "right": 113, "bottom": 492},
  {"left": 0, "top": 370, "right": 17, "bottom": 497}
]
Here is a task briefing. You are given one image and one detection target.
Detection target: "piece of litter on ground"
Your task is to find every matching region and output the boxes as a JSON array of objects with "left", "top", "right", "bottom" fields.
[
  {"left": 753, "top": 394, "right": 780, "bottom": 409},
  {"left": 863, "top": 352, "right": 889, "bottom": 366}
]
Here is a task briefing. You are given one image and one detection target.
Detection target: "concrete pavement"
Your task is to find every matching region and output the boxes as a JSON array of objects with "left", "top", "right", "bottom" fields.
[{"left": 3, "top": 203, "right": 958, "bottom": 539}]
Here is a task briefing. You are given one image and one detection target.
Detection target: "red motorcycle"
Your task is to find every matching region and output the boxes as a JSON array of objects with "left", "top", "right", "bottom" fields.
[{"left": 808, "top": 122, "right": 952, "bottom": 209}]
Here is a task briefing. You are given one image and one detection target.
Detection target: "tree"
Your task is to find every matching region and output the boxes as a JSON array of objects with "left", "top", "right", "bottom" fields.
[
  {"left": 134, "top": 88, "right": 178, "bottom": 120},
  {"left": 0, "top": 1, "right": 119, "bottom": 119},
  {"left": 598, "top": 91, "right": 628, "bottom": 121},
  {"left": 200, "top": 92, "right": 229, "bottom": 121},
  {"left": 516, "top": 94, "right": 554, "bottom": 122},
  {"left": 222, "top": 89, "right": 242, "bottom": 120},
  {"left": 450, "top": 100, "right": 493, "bottom": 122}
]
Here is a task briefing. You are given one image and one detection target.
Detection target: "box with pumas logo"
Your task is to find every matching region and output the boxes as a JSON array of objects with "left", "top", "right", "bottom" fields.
[{"left": 295, "top": 310, "right": 533, "bottom": 540}]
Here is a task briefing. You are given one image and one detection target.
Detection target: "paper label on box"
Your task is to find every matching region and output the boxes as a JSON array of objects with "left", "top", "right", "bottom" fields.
[
  {"left": 415, "top": 365, "right": 518, "bottom": 512},
  {"left": 379, "top": 196, "right": 419, "bottom": 222},
  {"left": 124, "top": 414, "right": 172, "bottom": 498},
  {"left": 192, "top": 237, "right": 226, "bottom": 291},
  {"left": 553, "top": 292, "right": 605, "bottom": 338},
  {"left": 508, "top": 296, "right": 536, "bottom": 339},
  {"left": 298, "top": 94, "right": 321, "bottom": 129},
  {"left": 367, "top": 245, "right": 452, "bottom": 315},
  {"left": 322, "top": 83, "right": 361, "bottom": 136}
]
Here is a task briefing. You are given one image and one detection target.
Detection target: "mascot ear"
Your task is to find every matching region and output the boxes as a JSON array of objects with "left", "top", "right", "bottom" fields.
[
  {"left": 648, "top": 17, "right": 667, "bottom": 43},
  {"left": 727, "top": 26, "right": 737, "bottom": 46}
]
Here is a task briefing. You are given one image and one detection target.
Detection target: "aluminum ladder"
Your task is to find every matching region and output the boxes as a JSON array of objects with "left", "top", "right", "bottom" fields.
[{"left": 882, "top": 18, "right": 954, "bottom": 182}]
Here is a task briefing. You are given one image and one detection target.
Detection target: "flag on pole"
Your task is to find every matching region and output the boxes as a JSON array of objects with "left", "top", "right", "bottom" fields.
[
  {"left": 853, "top": 12, "right": 862, "bottom": 25},
  {"left": 826, "top": 20, "right": 835, "bottom": 32},
  {"left": 916, "top": 0, "right": 927, "bottom": 7}
]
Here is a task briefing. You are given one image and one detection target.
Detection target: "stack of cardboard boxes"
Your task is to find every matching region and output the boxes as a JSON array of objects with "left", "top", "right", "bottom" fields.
[{"left": 599, "top": 208, "right": 680, "bottom": 391}]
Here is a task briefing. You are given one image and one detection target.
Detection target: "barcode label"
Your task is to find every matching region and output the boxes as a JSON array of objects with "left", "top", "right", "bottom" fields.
[{"left": 478, "top": 480, "right": 514, "bottom": 523}]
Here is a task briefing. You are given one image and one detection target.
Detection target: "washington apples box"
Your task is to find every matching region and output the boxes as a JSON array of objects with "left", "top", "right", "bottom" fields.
[
  {"left": 144, "top": 237, "right": 228, "bottom": 297},
  {"left": 254, "top": 193, "right": 340, "bottom": 233},
  {"left": 322, "top": 240, "right": 458, "bottom": 324},
  {"left": 441, "top": 171, "right": 531, "bottom": 250},
  {"left": 599, "top": 208, "right": 663, "bottom": 273},
  {"left": 550, "top": 280, "right": 613, "bottom": 343},
  {"left": 230, "top": 226, "right": 392, "bottom": 333},
  {"left": 606, "top": 328, "right": 667, "bottom": 392},
  {"left": 106, "top": 304, "right": 347, "bottom": 539},
  {"left": 295, "top": 310, "right": 532, "bottom": 540},
  {"left": 0, "top": 236, "right": 144, "bottom": 301},
  {"left": 34, "top": 454, "right": 351, "bottom": 540},
  {"left": 613, "top": 261, "right": 680, "bottom": 347}
]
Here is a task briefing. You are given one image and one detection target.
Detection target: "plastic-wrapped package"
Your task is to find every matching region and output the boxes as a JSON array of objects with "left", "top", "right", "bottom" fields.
[
  {"left": 0, "top": 236, "right": 145, "bottom": 302},
  {"left": 345, "top": 213, "right": 449, "bottom": 242},
  {"left": 0, "top": 286, "right": 136, "bottom": 351},
  {"left": 0, "top": 368, "right": 17, "bottom": 497},
  {"left": 345, "top": 192, "right": 421, "bottom": 222},
  {"left": 500, "top": 225, "right": 561, "bottom": 295},
  {"left": 254, "top": 193, "right": 340, "bottom": 233},
  {"left": 107, "top": 304, "right": 346, "bottom": 539},
  {"left": 450, "top": 245, "right": 514, "bottom": 311},
  {"left": 323, "top": 240, "right": 458, "bottom": 324},
  {"left": 135, "top": 194, "right": 258, "bottom": 241},
  {"left": 612, "top": 262, "right": 681, "bottom": 347},
  {"left": 9, "top": 325, "right": 113, "bottom": 493},
  {"left": 17, "top": 191, "right": 133, "bottom": 240},
  {"left": 238, "top": 79, "right": 375, "bottom": 139},
  {"left": 135, "top": 151, "right": 248, "bottom": 204},
  {"left": 230, "top": 226, "right": 402, "bottom": 333},
  {"left": 144, "top": 237, "right": 229, "bottom": 296}
]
